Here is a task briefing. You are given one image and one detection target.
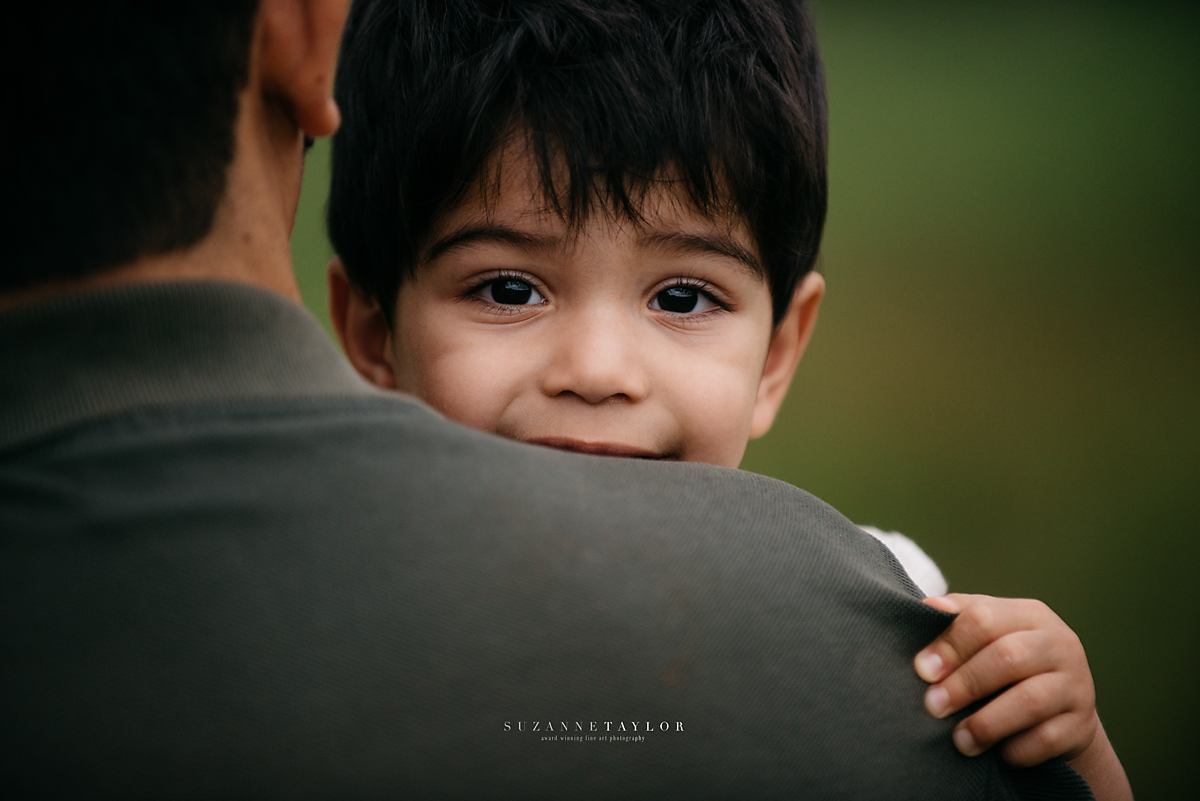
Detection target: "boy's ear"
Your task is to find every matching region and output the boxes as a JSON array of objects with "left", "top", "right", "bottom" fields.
[
  {"left": 327, "top": 256, "right": 398, "bottom": 389},
  {"left": 750, "top": 270, "right": 825, "bottom": 438}
]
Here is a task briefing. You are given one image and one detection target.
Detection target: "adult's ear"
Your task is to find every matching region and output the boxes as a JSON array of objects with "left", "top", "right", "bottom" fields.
[
  {"left": 749, "top": 270, "right": 825, "bottom": 438},
  {"left": 257, "top": 0, "right": 350, "bottom": 138},
  {"left": 328, "top": 256, "right": 398, "bottom": 389}
]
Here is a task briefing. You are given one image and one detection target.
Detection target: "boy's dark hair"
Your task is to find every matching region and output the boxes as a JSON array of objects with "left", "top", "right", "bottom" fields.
[
  {"left": 5, "top": 1, "right": 259, "bottom": 292},
  {"left": 329, "top": 0, "right": 827, "bottom": 325}
]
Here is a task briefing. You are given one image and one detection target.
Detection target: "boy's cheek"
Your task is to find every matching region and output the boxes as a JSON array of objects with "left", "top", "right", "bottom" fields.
[
  {"left": 677, "top": 418, "right": 754, "bottom": 467},
  {"left": 405, "top": 348, "right": 530, "bottom": 433},
  {"left": 391, "top": 318, "right": 532, "bottom": 432},
  {"left": 667, "top": 366, "right": 761, "bottom": 467}
]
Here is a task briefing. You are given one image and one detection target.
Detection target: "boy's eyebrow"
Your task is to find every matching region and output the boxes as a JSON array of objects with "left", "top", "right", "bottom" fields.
[
  {"left": 420, "top": 224, "right": 764, "bottom": 278},
  {"left": 638, "top": 231, "right": 764, "bottom": 277},
  {"left": 421, "top": 225, "right": 561, "bottom": 264}
]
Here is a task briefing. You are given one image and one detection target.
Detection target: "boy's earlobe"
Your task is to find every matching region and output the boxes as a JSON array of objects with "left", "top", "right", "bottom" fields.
[
  {"left": 749, "top": 271, "right": 825, "bottom": 438},
  {"left": 327, "top": 256, "right": 398, "bottom": 389}
]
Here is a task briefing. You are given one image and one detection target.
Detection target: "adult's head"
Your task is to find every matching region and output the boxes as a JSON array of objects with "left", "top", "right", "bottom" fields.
[{"left": 5, "top": 0, "right": 349, "bottom": 305}]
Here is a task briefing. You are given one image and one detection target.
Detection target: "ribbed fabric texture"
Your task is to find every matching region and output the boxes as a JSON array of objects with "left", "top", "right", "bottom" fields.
[{"left": 0, "top": 281, "right": 381, "bottom": 451}]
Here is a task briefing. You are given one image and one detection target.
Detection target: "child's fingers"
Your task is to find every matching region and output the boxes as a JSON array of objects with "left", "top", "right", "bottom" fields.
[
  {"left": 914, "top": 594, "right": 1051, "bottom": 683},
  {"left": 950, "top": 672, "right": 1077, "bottom": 757},
  {"left": 922, "top": 594, "right": 961, "bottom": 615},
  {"left": 923, "top": 629, "right": 1056, "bottom": 718},
  {"left": 993, "top": 711, "right": 1098, "bottom": 767}
]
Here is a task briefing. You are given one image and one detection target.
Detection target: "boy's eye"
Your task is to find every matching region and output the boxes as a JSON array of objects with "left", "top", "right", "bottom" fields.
[
  {"left": 650, "top": 285, "right": 719, "bottom": 314},
  {"left": 477, "top": 277, "right": 545, "bottom": 306}
]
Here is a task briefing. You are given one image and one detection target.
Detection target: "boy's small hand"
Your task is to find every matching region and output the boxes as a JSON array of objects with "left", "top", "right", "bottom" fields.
[{"left": 913, "top": 593, "right": 1098, "bottom": 767}]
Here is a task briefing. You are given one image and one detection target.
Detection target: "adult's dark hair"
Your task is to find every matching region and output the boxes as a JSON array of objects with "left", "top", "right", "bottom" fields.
[
  {"left": 329, "top": 0, "right": 827, "bottom": 325},
  {"left": 5, "top": 1, "right": 259, "bottom": 292}
]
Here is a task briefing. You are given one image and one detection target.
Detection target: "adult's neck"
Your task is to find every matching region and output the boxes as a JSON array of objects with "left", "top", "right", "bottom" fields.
[{"left": 0, "top": 77, "right": 307, "bottom": 315}]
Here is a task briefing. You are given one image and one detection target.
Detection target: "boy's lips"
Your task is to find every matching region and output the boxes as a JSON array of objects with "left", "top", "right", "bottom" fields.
[{"left": 526, "top": 437, "right": 674, "bottom": 460}]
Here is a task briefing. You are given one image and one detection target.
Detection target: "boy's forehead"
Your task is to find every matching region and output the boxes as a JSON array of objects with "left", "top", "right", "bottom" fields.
[{"left": 422, "top": 144, "right": 762, "bottom": 275}]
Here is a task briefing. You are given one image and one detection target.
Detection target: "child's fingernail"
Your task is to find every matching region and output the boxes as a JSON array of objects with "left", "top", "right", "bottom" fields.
[
  {"left": 925, "top": 686, "right": 951, "bottom": 718},
  {"left": 914, "top": 651, "right": 943, "bottom": 682},
  {"left": 954, "top": 727, "right": 981, "bottom": 756}
]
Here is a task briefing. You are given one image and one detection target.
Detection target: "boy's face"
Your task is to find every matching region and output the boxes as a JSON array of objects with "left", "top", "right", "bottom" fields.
[{"left": 332, "top": 153, "right": 824, "bottom": 468}]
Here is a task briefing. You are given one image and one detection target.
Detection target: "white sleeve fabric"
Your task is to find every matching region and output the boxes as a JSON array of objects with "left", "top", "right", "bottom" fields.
[{"left": 858, "top": 525, "right": 948, "bottom": 598}]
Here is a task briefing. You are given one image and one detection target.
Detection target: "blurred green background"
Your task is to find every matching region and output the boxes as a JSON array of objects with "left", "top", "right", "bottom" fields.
[{"left": 291, "top": 1, "right": 1197, "bottom": 795}]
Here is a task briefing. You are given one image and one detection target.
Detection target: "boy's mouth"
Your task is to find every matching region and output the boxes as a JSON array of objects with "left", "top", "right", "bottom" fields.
[{"left": 526, "top": 437, "right": 674, "bottom": 460}]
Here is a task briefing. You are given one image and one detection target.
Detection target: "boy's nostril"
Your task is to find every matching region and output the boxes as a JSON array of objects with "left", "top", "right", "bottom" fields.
[
  {"left": 554, "top": 390, "right": 634, "bottom": 405},
  {"left": 598, "top": 393, "right": 632, "bottom": 405}
]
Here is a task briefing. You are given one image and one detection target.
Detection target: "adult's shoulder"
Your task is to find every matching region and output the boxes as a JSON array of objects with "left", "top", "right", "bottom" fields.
[
  {"left": 0, "top": 393, "right": 1091, "bottom": 798},
  {"left": 260, "top": 394, "right": 923, "bottom": 604},
  {"left": 315, "top": 397, "right": 894, "bottom": 549}
]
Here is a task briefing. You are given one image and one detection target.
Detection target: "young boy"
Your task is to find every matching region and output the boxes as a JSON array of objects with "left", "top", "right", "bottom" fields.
[{"left": 324, "top": 1, "right": 1129, "bottom": 796}]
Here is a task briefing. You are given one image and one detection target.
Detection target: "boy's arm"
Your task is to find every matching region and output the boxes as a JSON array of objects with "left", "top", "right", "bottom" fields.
[{"left": 914, "top": 594, "right": 1132, "bottom": 801}]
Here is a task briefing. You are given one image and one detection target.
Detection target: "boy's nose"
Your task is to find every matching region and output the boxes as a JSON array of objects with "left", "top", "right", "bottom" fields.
[{"left": 540, "top": 314, "right": 648, "bottom": 405}]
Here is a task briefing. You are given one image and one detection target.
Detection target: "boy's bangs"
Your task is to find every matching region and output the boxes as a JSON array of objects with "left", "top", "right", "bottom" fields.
[{"left": 456, "top": 120, "right": 747, "bottom": 255}]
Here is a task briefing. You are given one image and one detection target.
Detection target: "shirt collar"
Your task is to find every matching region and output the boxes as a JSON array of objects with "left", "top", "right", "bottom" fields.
[{"left": 0, "top": 280, "right": 384, "bottom": 452}]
